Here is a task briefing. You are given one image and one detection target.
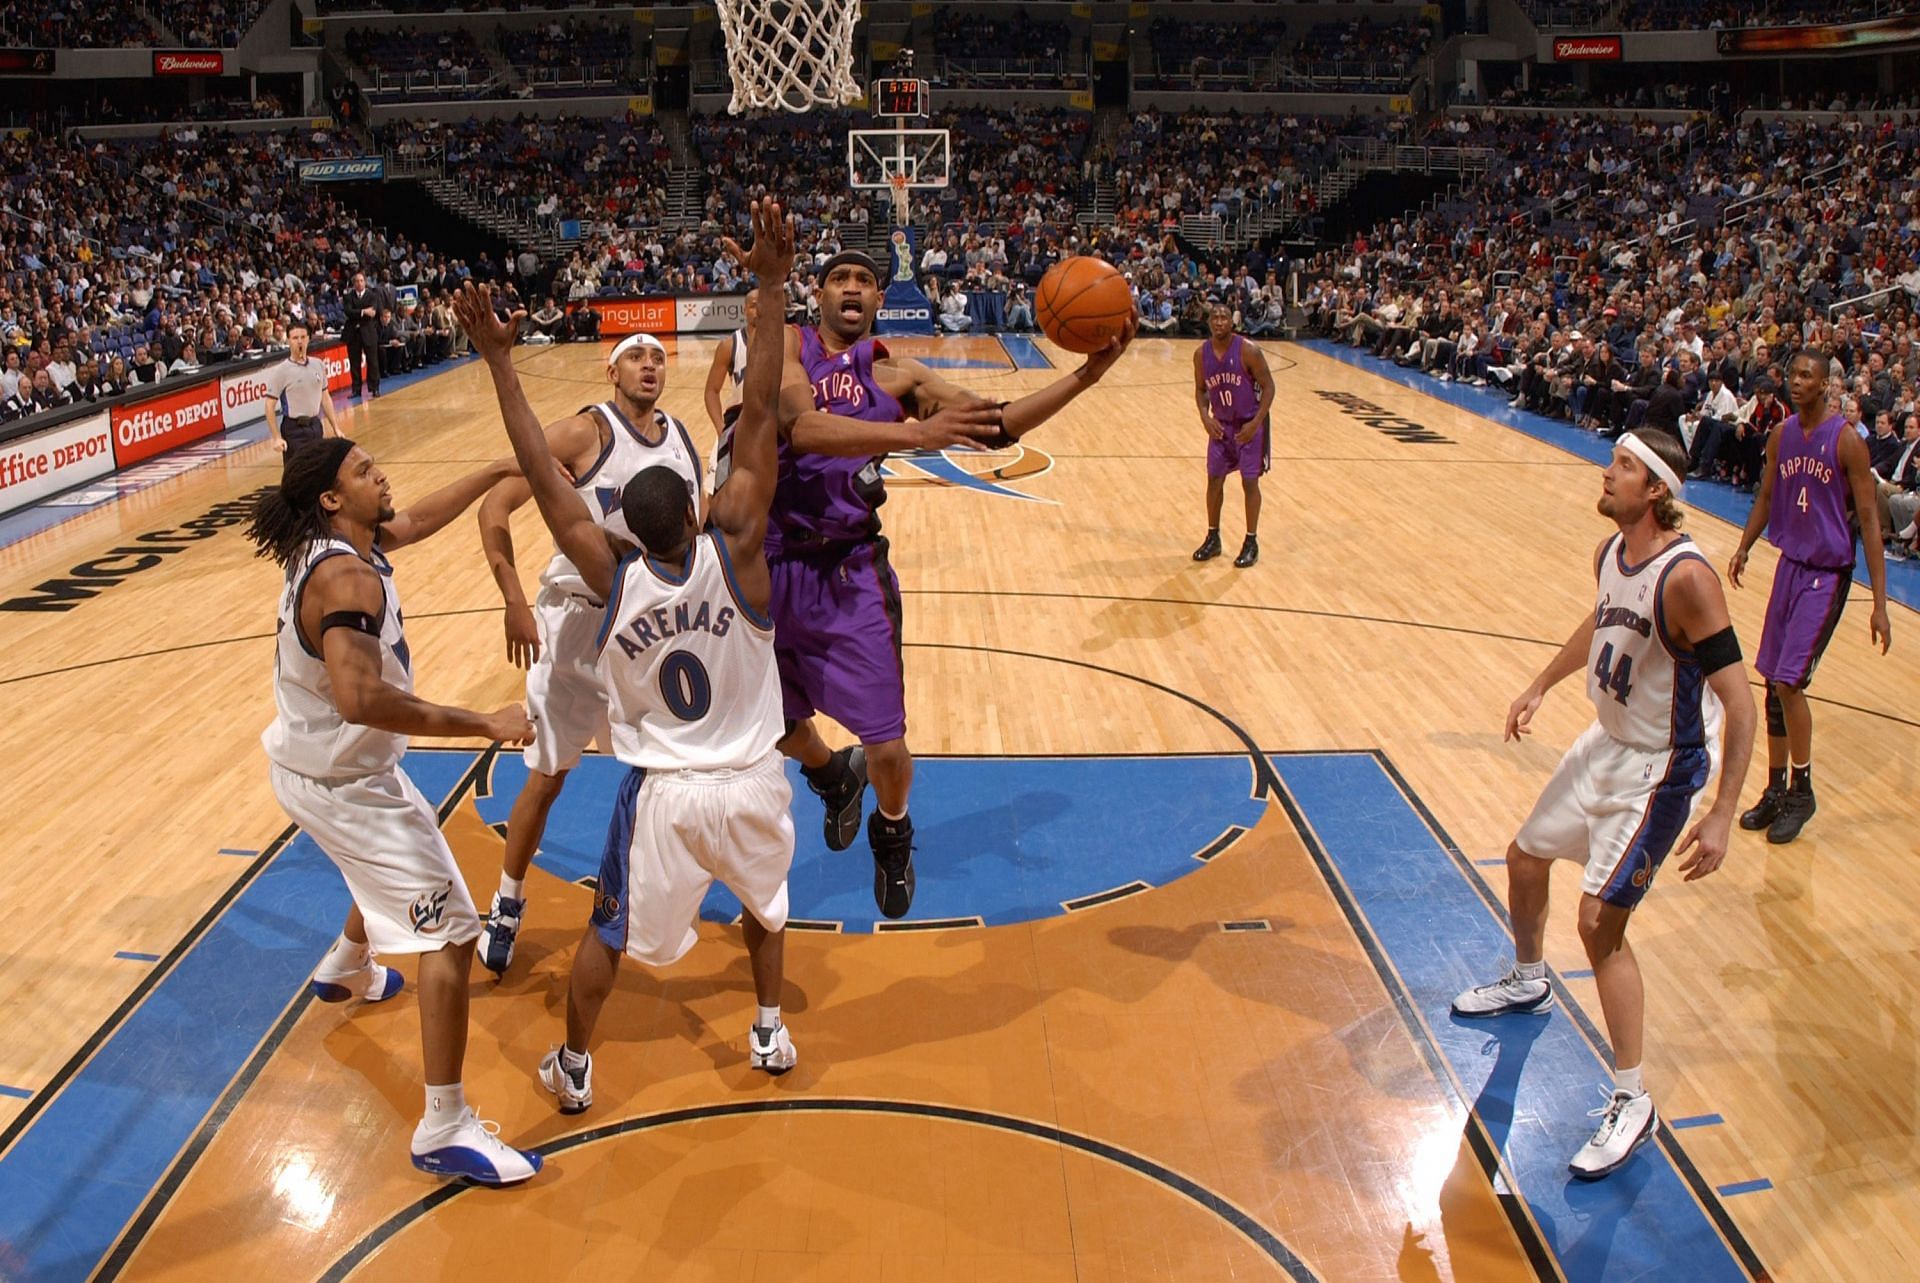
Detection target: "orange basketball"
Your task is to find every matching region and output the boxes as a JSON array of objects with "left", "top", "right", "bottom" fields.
[{"left": 1036, "top": 256, "right": 1133, "bottom": 354}]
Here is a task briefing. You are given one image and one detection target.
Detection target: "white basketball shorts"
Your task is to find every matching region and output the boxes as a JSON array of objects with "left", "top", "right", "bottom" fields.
[
  {"left": 1513, "top": 721, "right": 1715, "bottom": 909},
  {"left": 589, "top": 751, "right": 795, "bottom": 966},
  {"left": 524, "top": 585, "right": 612, "bottom": 776},
  {"left": 270, "top": 761, "right": 483, "bottom": 954}
]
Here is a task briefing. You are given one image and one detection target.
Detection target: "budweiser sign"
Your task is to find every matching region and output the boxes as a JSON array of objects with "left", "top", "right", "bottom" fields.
[
  {"left": 112, "top": 380, "right": 226, "bottom": 466},
  {"left": 153, "top": 50, "right": 226, "bottom": 75},
  {"left": 1553, "top": 36, "right": 1622, "bottom": 61}
]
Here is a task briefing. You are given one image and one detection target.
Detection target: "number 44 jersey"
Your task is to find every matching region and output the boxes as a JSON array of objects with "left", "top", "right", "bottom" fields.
[
  {"left": 1587, "top": 533, "right": 1725, "bottom": 752},
  {"left": 595, "top": 530, "right": 782, "bottom": 771}
]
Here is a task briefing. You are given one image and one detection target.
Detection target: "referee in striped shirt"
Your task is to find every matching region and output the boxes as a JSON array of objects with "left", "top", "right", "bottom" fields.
[{"left": 265, "top": 321, "right": 341, "bottom": 453}]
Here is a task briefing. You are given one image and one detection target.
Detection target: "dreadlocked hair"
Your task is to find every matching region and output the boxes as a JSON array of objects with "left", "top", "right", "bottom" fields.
[{"left": 245, "top": 437, "right": 357, "bottom": 571}]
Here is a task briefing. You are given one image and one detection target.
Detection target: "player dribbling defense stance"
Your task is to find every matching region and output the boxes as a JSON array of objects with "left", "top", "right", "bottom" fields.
[
  {"left": 454, "top": 197, "right": 801, "bottom": 1111},
  {"left": 1452, "top": 432, "right": 1756, "bottom": 1180}
]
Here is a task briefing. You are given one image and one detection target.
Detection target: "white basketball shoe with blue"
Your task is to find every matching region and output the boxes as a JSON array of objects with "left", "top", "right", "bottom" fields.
[
  {"left": 410, "top": 1108, "right": 543, "bottom": 1185},
  {"left": 309, "top": 958, "right": 404, "bottom": 1005}
]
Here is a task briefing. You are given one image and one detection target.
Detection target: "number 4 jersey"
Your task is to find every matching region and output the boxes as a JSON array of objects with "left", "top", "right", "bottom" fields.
[
  {"left": 595, "top": 529, "right": 781, "bottom": 771},
  {"left": 1588, "top": 533, "right": 1724, "bottom": 752}
]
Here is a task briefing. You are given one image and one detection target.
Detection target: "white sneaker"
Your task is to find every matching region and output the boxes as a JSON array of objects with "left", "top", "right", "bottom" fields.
[
  {"left": 410, "top": 1107, "right": 543, "bottom": 1185},
  {"left": 749, "top": 1023, "right": 797, "bottom": 1075},
  {"left": 310, "top": 959, "right": 404, "bottom": 1004},
  {"left": 1569, "top": 1087, "right": 1657, "bottom": 1180},
  {"left": 538, "top": 1047, "right": 593, "bottom": 1114},
  {"left": 1450, "top": 965, "right": 1554, "bottom": 1017}
]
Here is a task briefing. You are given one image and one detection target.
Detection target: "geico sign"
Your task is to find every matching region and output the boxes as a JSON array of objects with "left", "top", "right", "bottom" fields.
[
  {"left": 111, "top": 383, "right": 225, "bottom": 466},
  {"left": 876, "top": 308, "right": 932, "bottom": 322}
]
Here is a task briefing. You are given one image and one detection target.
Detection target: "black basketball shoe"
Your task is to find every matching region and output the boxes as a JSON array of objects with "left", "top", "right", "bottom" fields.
[
  {"left": 1191, "top": 530, "right": 1222, "bottom": 562},
  {"left": 1234, "top": 534, "right": 1259, "bottom": 568},
  {"left": 808, "top": 746, "right": 868, "bottom": 852},
  {"left": 1739, "top": 785, "right": 1786, "bottom": 831},
  {"left": 1766, "top": 787, "right": 1816, "bottom": 845},
  {"left": 869, "top": 811, "right": 916, "bottom": 919}
]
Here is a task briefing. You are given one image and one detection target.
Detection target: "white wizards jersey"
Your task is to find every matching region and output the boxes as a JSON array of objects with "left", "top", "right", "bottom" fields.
[
  {"left": 262, "top": 537, "right": 413, "bottom": 779},
  {"left": 595, "top": 530, "right": 780, "bottom": 771},
  {"left": 1588, "top": 533, "right": 1723, "bottom": 752},
  {"left": 540, "top": 402, "right": 702, "bottom": 601}
]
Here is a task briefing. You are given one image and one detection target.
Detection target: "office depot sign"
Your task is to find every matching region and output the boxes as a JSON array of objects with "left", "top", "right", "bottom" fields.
[
  {"left": 112, "top": 380, "right": 225, "bottom": 466},
  {"left": 221, "top": 359, "right": 283, "bottom": 429},
  {"left": 0, "top": 413, "right": 113, "bottom": 515}
]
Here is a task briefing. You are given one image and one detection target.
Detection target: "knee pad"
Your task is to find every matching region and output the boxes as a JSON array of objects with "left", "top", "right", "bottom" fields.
[{"left": 1765, "top": 688, "right": 1786, "bottom": 738}]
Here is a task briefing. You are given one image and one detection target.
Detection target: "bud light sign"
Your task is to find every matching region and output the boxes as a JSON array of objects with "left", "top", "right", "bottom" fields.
[{"left": 297, "top": 157, "right": 385, "bottom": 183}]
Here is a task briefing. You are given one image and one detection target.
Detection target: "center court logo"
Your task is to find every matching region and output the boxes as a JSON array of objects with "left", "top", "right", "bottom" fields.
[{"left": 880, "top": 443, "right": 1055, "bottom": 503}]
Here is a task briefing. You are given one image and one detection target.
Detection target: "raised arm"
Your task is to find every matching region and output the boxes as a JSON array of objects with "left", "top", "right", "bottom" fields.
[
  {"left": 709, "top": 198, "right": 794, "bottom": 579},
  {"left": 378, "top": 456, "right": 517, "bottom": 550},
  {"left": 308, "top": 555, "right": 531, "bottom": 743},
  {"left": 452, "top": 282, "right": 616, "bottom": 602},
  {"left": 704, "top": 333, "right": 735, "bottom": 438}
]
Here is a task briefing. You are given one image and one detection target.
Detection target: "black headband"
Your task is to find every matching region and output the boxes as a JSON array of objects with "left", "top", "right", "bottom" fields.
[
  {"left": 820, "top": 251, "right": 881, "bottom": 282},
  {"left": 283, "top": 437, "right": 358, "bottom": 510}
]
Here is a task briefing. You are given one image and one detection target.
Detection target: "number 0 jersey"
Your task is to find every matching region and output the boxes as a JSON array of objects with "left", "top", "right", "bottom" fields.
[
  {"left": 1588, "top": 533, "right": 1724, "bottom": 752},
  {"left": 595, "top": 530, "right": 780, "bottom": 771}
]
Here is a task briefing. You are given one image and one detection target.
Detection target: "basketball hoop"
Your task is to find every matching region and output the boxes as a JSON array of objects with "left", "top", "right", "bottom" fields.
[
  {"left": 886, "top": 172, "right": 911, "bottom": 225},
  {"left": 713, "top": 0, "right": 863, "bottom": 115}
]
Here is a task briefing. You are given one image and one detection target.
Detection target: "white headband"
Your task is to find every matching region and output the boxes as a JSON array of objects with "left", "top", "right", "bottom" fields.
[
  {"left": 607, "top": 332, "right": 666, "bottom": 367},
  {"left": 1618, "top": 432, "right": 1684, "bottom": 498}
]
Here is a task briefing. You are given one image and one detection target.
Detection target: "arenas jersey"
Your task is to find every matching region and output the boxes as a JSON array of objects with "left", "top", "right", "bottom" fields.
[
  {"left": 1588, "top": 532, "right": 1724, "bottom": 752},
  {"left": 594, "top": 529, "right": 781, "bottom": 771},
  {"left": 262, "top": 537, "right": 412, "bottom": 780},
  {"left": 1768, "top": 410, "right": 1855, "bottom": 571},
  {"left": 541, "top": 401, "right": 702, "bottom": 601}
]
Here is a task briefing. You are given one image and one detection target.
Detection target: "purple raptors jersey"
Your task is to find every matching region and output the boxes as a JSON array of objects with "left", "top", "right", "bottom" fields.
[
  {"left": 1769, "top": 411, "right": 1855, "bottom": 570},
  {"left": 769, "top": 326, "right": 906, "bottom": 554},
  {"left": 1202, "top": 335, "right": 1261, "bottom": 425}
]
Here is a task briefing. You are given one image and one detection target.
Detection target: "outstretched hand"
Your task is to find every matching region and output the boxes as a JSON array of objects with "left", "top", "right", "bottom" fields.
[
  {"left": 451, "top": 282, "right": 522, "bottom": 360},
  {"left": 720, "top": 197, "right": 796, "bottom": 287},
  {"left": 1079, "top": 312, "right": 1139, "bottom": 383}
]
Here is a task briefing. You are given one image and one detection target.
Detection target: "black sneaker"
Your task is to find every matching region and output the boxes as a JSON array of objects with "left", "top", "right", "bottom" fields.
[
  {"left": 1191, "top": 531, "right": 1222, "bottom": 562},
  {"left": 868, "top": 811, "right": 915, "bottom": 919},
  {"left": 1739, "top": 785, "right": 1786, "bottom": 832},
  {"left": 1233, "top": 535, "right": 1259, "bottom": 568},
  {"left": 810, "top": 746, "right": 868, "bottom": 852},
  {"left": 1766, "top": 789, "right": 1816, "bottom": 845}
]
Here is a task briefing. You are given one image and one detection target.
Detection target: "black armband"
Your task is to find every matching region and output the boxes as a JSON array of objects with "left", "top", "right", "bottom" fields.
[
  {"left": 320, "top": 609, "right": 382, "bottom": 638},
  {"left": 1692, "top": 625, "right": 1741, "bottom": 676}
]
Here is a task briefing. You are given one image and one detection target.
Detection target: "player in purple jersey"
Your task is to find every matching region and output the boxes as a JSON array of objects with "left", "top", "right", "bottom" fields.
[
  {"left": 1191, "top": 303, "right": 1276, "bottom": 568},
  {"left": 759, "top": 250, "right": 1134, "bottom": 917},
  {"left": 1728, "top": 349, "right": 1892, "bottom": 844}
]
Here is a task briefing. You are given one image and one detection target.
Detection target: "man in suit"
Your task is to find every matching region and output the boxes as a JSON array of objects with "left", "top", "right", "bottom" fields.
[
  {"left": 343, "top": 271, "right": 382, "bottom": 397},
  {"left": 1875, "top": 411, "right": 1920, "bottom": 558}
]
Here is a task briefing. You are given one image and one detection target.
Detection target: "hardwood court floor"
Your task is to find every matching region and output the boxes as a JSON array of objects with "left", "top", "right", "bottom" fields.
[{"left": 0, "top": 334, "right": 1914, "bottom": 1282}]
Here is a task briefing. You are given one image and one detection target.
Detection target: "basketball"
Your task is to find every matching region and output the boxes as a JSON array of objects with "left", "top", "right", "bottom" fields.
[{"left": 1037, "top": 256, "right": 1133, "bottom": 354}]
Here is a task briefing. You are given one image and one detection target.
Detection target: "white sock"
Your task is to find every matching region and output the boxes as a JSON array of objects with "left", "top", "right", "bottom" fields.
[
  {"left": 879, "top": 805, "right": 907, "bottom": 822},
  {"left": 498, "top": 873, "right": 526, "bottom": 902},
  {"left": 560, "top": 1045, "right": 589, "bottom": 1073},
  {"left": 757, "top": 1005, "right": 781, "bottom": 1029},
  {"left": 1514, "top": 959, "right": 1546, "bottom": 981},
  {"left": 424, "top": 1082, "right": 467, "bottom": 1127},
  {"left": 1614, "top": 1064, "right": 1644, "bottom": 1097},
  {"left": 322, "top": 934, "right": 370, "bottom": 975}
]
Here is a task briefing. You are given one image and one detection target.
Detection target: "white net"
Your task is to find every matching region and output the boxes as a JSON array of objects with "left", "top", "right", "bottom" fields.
[
  {"left": 713, "top": 0, "right": 863, "bottom": 115},
  {"left": 887, "top": 173, "right": 910, "bottom": 224}
]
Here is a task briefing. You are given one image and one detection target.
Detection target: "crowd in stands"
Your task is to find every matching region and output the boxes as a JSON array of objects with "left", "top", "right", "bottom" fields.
[
  {"left": 1618, "top": 0, "right": 1919, "bottom": 29},
  {"left": 151, "top": 0, "right": 261, "bottom": 47},
  {"left": 498, "top": 17, "right": 636, "bottom": 87},
  {"left": 344, "top": 25, "right": 491, "bottom": 92},
  {"left": 0, "top": 0, "right": 156, "bottom": 47},
  {"left": 934, "top": 9, "right": 1071, "bottom": 86},
  {"left": 1285, "top": 108, "right": 1920, "bottom": 557},
  {"left": 0, "top": 124, "right": 488, "bottom": 429},
  {"left": 380, "top": 113, "right": 672, "bottom": 230}
]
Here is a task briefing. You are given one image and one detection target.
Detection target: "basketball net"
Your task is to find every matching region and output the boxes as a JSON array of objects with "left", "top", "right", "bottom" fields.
[
  {"left": 887, "top": 173, "right": 911, "bottom": 226},
  {"left": 713, "top": 0, "right": 863, "bottom": 115}
]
